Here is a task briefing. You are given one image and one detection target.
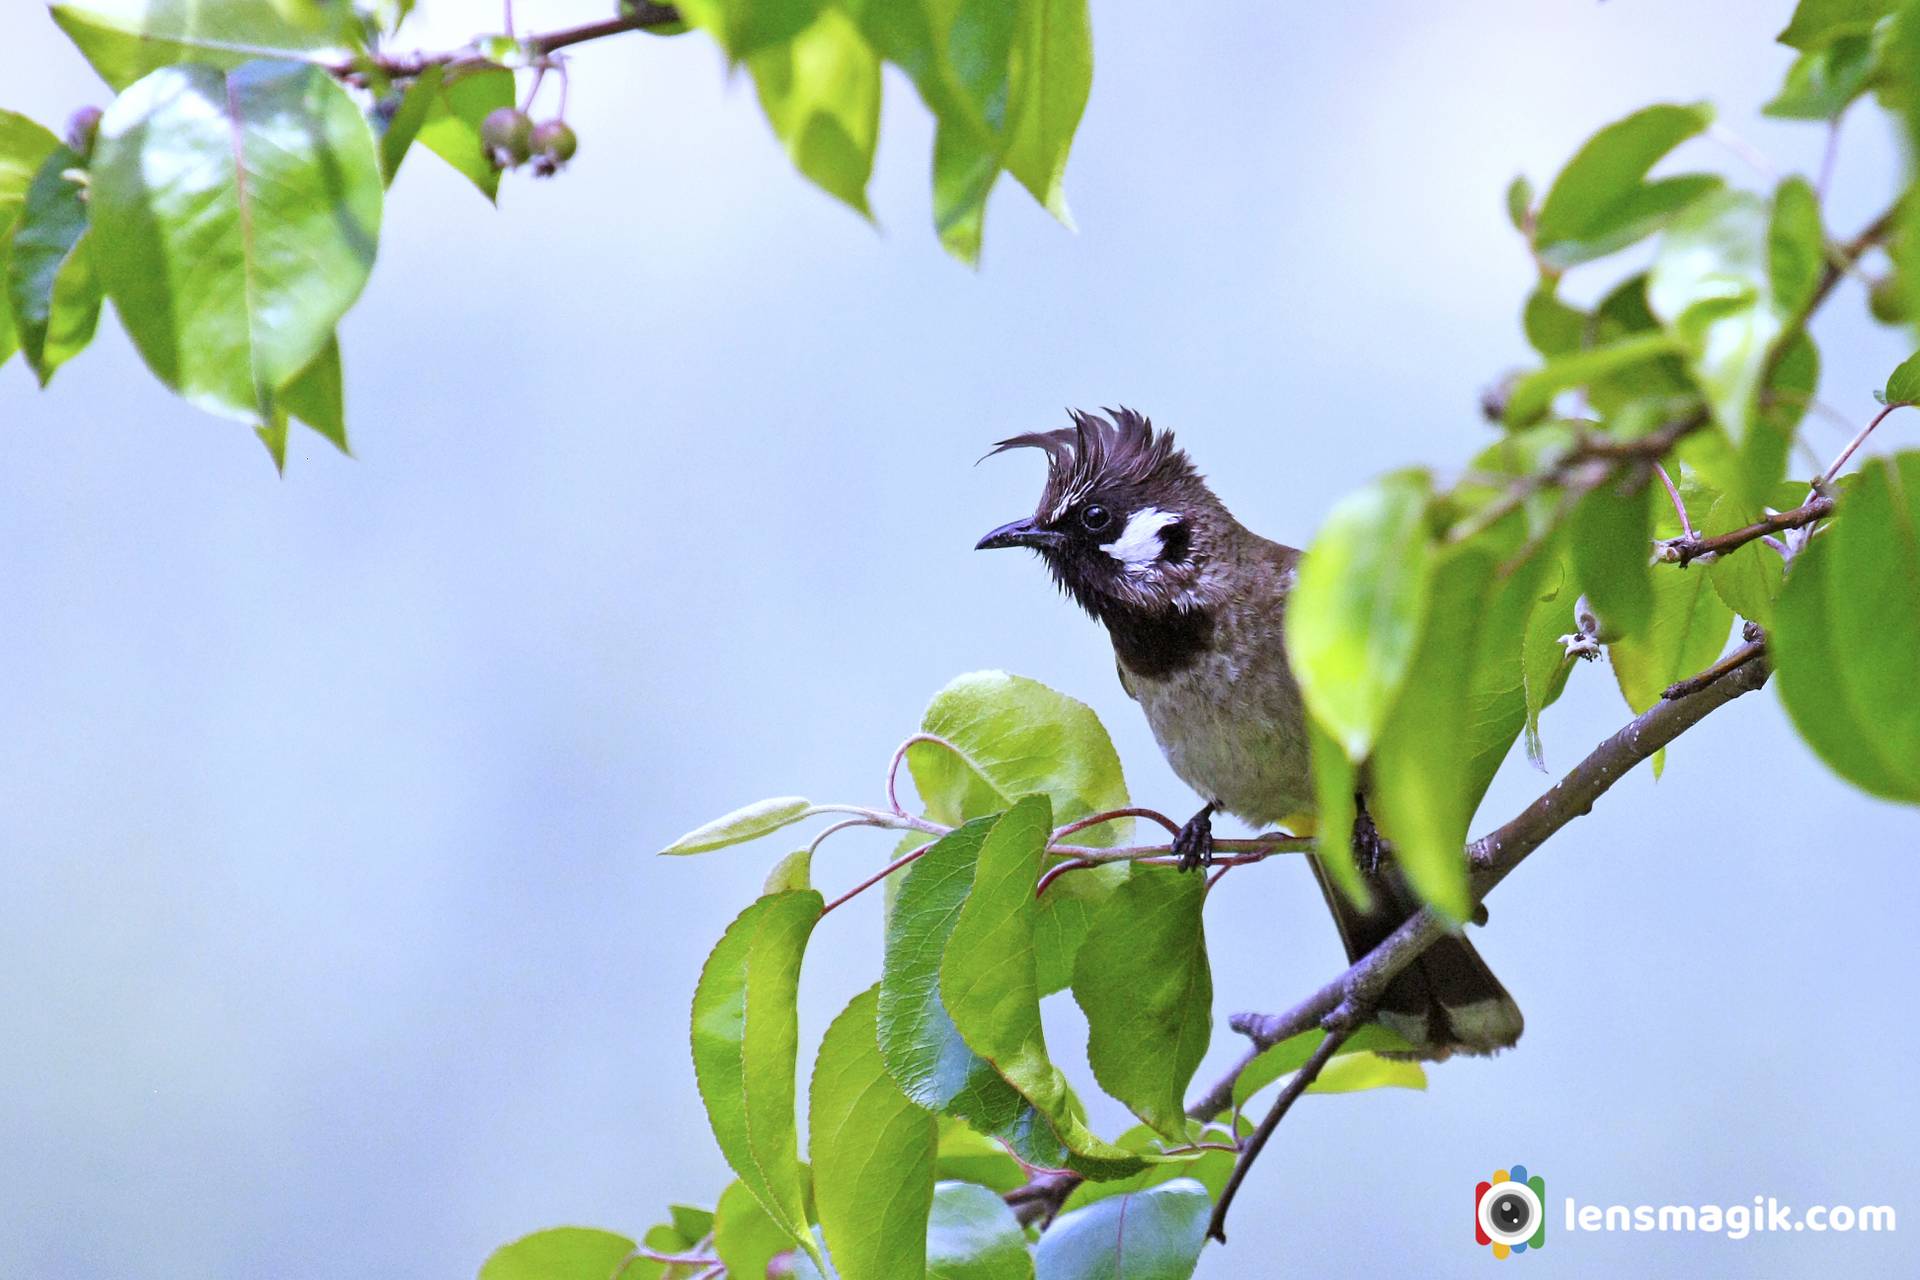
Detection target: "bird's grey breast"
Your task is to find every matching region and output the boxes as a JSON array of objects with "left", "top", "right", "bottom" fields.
[{"left": 1122, "top": 598, "right": 1314, "bottom": 826}]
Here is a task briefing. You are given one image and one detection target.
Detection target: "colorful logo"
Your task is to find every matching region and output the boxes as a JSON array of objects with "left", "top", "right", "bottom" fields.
[{"left": 1476, "top": 1165, "right": 1547, "bottom": 1257}]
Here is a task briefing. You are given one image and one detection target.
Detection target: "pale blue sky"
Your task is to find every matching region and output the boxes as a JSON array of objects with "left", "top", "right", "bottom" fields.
[{"left": 2, "top": 2, "right": 1916, "bottom": 1276}]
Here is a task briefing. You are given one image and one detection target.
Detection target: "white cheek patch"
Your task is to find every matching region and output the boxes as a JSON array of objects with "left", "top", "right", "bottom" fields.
[{"left": 1102, "top": 507, "right": 1181, "bottom": 570}]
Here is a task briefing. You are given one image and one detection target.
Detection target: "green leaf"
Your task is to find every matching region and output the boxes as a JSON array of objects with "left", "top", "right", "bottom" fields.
[
  {"left": 1769, "top": 177, "right": 1825, "bottom": 321},
  {"left": 375, "top": 63, "right": 444, "bottom": 184},
  {"left": 479, "top": 1228, "right": 638, "bottom": 1280},
  {"left": 1, "top": 111, "right": 64, "bottom": 369},
  {"left": 1058, "top": 1123, "right": 1237, "bottom": 1214},
  {"left": 932, "top": 120, "right": 999, "bottom": 266},
  {"left": 749, "top": 7, "right": 881, "bottom": 215},
  {"left": 764, "top": 848, "right": 814, "bottom": 894},
  {"left": 927, "top": 1182, "right": 1033, "bottom": 1280},
  {"left": 844, "top": 0, "right": 1008, "bottom": 141},
  {"left": 1307, "top": 1051, "right": 1426, "bottom": 1094},
  {"left": 1521, "top": 558, "right": 1578, "bottom": 769},
  {"left": 279, "top": 333, "right": 349, "bottom": 453},
  {"left": 90, "top": 60, "right": 382, "bottom": 424},
  {"left": 4, "top": 147, "right": 101, "bottom": 385},
  {"left": 414, "top": 63, "right": 513, "bottom": 202},
  {"left": 1569, "top": 477, "right": 1656, "bottom": 637},
  {"left": 663, "top": 796, "right": 814, "bottom": 855},
  {"left": 255, "top": 416, "right": 289, "bottom": 472},
  {"left": 51, "top": 0, "right": 350, "bottom": 91},
  {"left": 844, "top": 0, "right": 1083, "bottom": 259},
  {"left": 1285, "top": 469, "right": 1437, "bottom": 759},
  {"left": 0, "top": 111, "right": 61, "bottom": 209},
  {"left": 1522, "top": 284, "right": 1585, "bottom": 358},
  {"left": 941, "top": 797, "right": 1141, "bottom": 1177},
  {"left": 1505, "top": 173, "right": 1533, "bottom": 232},
  {"left": 1702, "top": 491, "right": 1788, "bottom": 624},
  {"left": 1534, "top": 103, "right": 1717, "bottom": 268},
  {"left": 1070, "top": 869, "right": 1211, "bottom": 1138},
  {"left": 691, "top": 889, "right": 827, "bottom": 1263},
  {"left": 878, "top": 820, "right": 1066, "bottom": 1169},
  {"left": 1369, "top": 524, "right": 1551, "bottom": 920},
  {"left": 1230, "top": 1025, "right": 1420, "bottom": 1106},
  {"left": 1501, "top": 330, "right": 1681, "bottom": 427},
  {"left": 676, "top": 0, "right": 823, "bottom": 60},
  {"left": 1609, "top": 556, "right": 1735, "bottom": 717},
  {"left": 1773, "top": 452, "right": 1920, "bottom": 803},
  {"left": 1002, "top": 0, "right": 1092, "bottom": 222},
  {"left": 1885, "top": 350, "right": 1920, "bottom": 404},
  {"left": 715, "top": 1177, "right": 799, "bottom": 1280},
  {"left": 1764, "top": 33, "right": 1877, "bottom": 118},
  {"left": 812, "top": 985, "right": 938, "bottom": 1280},
  {"left": 1584, "top": 273, "right": 1699, "bottom": 417},
  {"left": 1887, "top": 2, "right": 1920, "bottom": 327},
  {"left": 1305, "top": 717, "right": 1367, "bottom": 909},
  {"left": 1778, "top": 0, "right": 1897, "bottom": 49},
  {"left": 1649, "top": 189, "right": 1795, "bottom": 507},
  {"left": 1032, "top": 1179, "right": 1210, "bottom": 1280},
  {"left": 668, "top": 1204, "right": 715, "bottom": 1245},
  {"left": 909, "top": 671, "right": 1131, "bottom": 994}
]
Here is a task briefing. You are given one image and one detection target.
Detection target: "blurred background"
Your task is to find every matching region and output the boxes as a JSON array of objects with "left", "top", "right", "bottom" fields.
[{"left": 3, "top": 1, "right": 1917, "bottom": 1275}]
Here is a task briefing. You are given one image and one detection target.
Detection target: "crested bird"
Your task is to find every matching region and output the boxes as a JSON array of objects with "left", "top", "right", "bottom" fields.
[{"left": 976, "top": 408, "right": 1521, "bottom": 1059}]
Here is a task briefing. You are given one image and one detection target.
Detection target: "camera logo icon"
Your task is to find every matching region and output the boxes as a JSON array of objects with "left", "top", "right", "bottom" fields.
[{"left": 1475, "top": 1165, "right": 1546, "bottom": 1257}]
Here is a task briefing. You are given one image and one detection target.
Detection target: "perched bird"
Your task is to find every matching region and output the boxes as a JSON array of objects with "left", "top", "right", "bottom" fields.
[{"left": 976, "top": 408, "right": 1521, "bottom": 1059}]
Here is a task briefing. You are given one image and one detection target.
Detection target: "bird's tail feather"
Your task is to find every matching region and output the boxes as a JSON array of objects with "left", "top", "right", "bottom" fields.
[{"left": 1305, "top": 855, "right": 1523, "bottom": 1061}]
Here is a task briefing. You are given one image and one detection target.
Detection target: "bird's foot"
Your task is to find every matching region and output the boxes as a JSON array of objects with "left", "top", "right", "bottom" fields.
[
  {"left": 1173, "top": 803, "right": 1216, "bottom": 872},
  {"left": 1352, "top": 804, "right": 1386, "bottom": 878}
]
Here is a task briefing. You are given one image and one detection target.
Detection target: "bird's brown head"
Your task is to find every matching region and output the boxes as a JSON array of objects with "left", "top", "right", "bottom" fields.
[{"left": 976, "top": 408, "right": 1229, "bottom": 619}]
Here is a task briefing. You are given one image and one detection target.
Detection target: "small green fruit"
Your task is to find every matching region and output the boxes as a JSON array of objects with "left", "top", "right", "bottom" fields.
[
  {"left": 65, "top": 105, "right": 103, "bottom": 160},
  {"left": 1869, "top": 275, "right": 1910, "bottom": 326},
  {"left": 532, "top": 120, "right": 577, "bottom": 163},
  {"left": 481, "top": 107, "right": 534, "bottom": 168}
]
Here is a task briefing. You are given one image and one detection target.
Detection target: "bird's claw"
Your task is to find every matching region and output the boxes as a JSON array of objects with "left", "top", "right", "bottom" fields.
[
  {"left": 1173, "top": 806, "right": 1215, "bottom": 872},
  {"left": 1352, "top": 805, "right": 1386, "bottom": 878}
]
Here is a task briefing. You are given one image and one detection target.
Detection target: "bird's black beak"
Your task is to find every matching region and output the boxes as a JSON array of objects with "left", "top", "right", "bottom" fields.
[{"left": 976, "top": 517, "right": 1065, "bottom": 552}]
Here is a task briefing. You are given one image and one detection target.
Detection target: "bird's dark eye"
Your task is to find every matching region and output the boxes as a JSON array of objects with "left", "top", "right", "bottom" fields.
[{"left": 1080, "top": 504, "right": 1113, "bottom": 533}]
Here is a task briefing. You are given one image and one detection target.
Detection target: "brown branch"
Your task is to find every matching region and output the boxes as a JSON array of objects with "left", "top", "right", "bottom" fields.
[
  {"left": 334, "top": 5, "right": 682, "bottom": 79},
  {"left": 1663, "top": 638, "right": 1766, "bottom": 700},
  {"left": 1657, "top": 496, "right": 1834, "bottom": 566},
  {"left": 1231, "top": 642, "right": 1770, "bottom": 1051},
  {"left": 530, "top": 6, "right": 681, "bottom": 55}
]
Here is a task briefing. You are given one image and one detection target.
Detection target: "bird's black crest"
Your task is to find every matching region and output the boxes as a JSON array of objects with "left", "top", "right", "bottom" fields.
[{"left": 987, "top": 408, "right": 1197, "bottom": 519}]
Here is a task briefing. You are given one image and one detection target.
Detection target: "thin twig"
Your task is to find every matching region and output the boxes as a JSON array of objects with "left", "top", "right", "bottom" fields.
[
  {"left": 1206, "top": 1009, "right": 1360, "bottom": 1243},
  {"left": 1824, "top": 400, "right": 1912, "bottom": 484},
  {"left": 819, "top": 841, "right": 933, "bottom": 915},
  {"left": 1817, "top": 115, "right": 1844, "bottom": 198},
  {"left": 331, "top": 5, "right": 682, "bottom": 78},
  {"left": 1653, "top": 462, "right": 1695, "bottom": 539},
  {"left": 885, "top": 732, "right": 967, "bottom": 817},
  {"left": 1657, "top": 499, "right": 1834, "bottom": 566},
  {"left": 1662, "top": 639, "right": 1765, "bottom": 701},
  {"left": 1052, "top": 807, "right": 1184, "bottom": 841}
]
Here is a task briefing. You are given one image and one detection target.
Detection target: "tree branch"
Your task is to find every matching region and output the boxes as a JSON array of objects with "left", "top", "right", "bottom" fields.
[
  {"left": 335, "top": 5, "right": 682, "bottom": 79},
  {"left": 1657, "top": 496, "right": 1834, "bottom": 566},
  {"left": 1230, "top": 640, "right": 1771, "bottom": 1050}
]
